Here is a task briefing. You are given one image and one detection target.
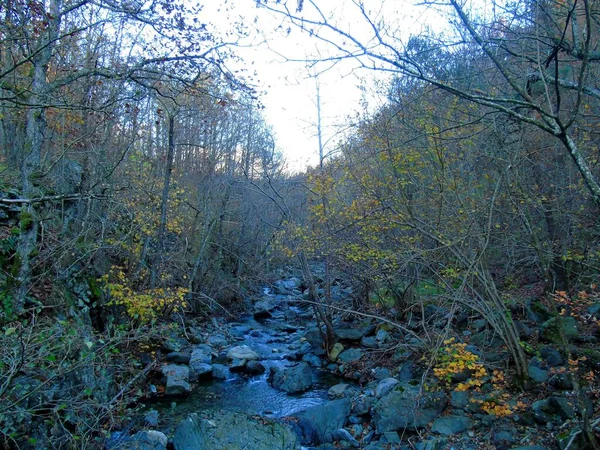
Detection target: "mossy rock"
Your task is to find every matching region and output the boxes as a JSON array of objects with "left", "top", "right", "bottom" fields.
[{"left": 540, "top": 316, "right": 578, "bottom": 343}]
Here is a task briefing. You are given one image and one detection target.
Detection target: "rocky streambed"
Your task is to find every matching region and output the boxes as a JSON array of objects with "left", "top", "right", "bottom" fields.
[{"left": 106, "top": 277, "right": 591, "bottom": 450}]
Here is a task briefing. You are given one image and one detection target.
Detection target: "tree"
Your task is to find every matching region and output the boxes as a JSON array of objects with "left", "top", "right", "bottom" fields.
[{"left": 257, "top": 0, "right": 600, "bottom": 203}]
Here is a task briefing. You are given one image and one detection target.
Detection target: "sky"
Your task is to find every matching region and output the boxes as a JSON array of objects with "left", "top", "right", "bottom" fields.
[{"left": 203, "top": 0, "right": 449, "bottom": 171}]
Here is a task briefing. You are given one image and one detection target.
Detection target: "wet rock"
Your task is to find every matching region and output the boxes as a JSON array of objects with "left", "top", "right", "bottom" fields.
[
  {"left": 230, "top": 358, "right": 248, "bottom": 372},
  {"left": 375, "top": 378, "right": 399, "bottom": 398},
  {"left": 206, "top": 334, "right": 228, "bottom": 348},
  {"left": 528, "top": 366, "right": 548, "bottom": 384},
  {"left": 166, "top": 352, "right": 191, "bottom": 364},
  {"left": 352, "top": 394, "right": 375, "bottom": 415},
  {"left": 292, "top": 398, "right": 351, "bottom": 445},
  {"left": 372, "top": 384, "right": 447, "bottom": 432},
  {"left": 450, "top": 390, "right": 469, "bottom": 410},
  {"left": 189, "top": 345, "right": 214, "bottom": 381},
  {"left": 253, "top": 299, "right": 274, "bottom": 318},
  {"left": 302, "top": 353, "right": 323, "bottom": 368},
  {"left": 382, "top": 431, "right": 401, "bottom": 444},
  {"left": 332, "top": 428, "right": 359, "bottom": 447},
  {"left": 131, "top": 430, "right": 168, "bottom": 450},
  {"left": 270, "top": 362, "right": 313, "bottom": 393},
  {"left": 375, "top": 329, "right": 391, "bottom": 343},
  {"left": 540, "top": 347, "right": 564, "bottom": 367},
  {"left": 245, "top": 360, "right": 266, "bottom": 375},
  {"left": 161, "top": 364, "right": 191, "bottom": 396},
  {"left": 328, "top": 383, "right": 350, "bottom": 399},
  {"left": 212, "top": 364, "right": 229, "bottom": 380},
  {"left": 361, "top": 336, "right": 378, "bottom": 348},
  {"left": 173, "top": 411, "right": 299, "bottom": 450},
  {"left": 337, "top": 348, "right": 363, "bottom": 364},
  {"left": 162, "top": 336, "right": 190, "bottom": 353},
  {"left": 430, "top": 416, "right": 473, "bottom": 435},
  {"left": 373, "top": 367, "right": 391, "bottom": 380},
  {"left": 305, "top": 326, "right": 325, "bottom": 349},
  {"left": 335, "top": 328, "right": 364, "bottom": 341},
  {"left": 226, "top": 345, "right": 259, "bottom": 361}
]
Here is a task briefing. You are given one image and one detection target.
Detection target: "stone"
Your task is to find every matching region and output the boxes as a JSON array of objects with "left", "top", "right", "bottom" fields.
[
  {"left": 372, "top": 367, "right": 391, "bottom": 380},
  {"left": 305, "top": 327, "right": 325, "bottom": 349},
  {"left": 144, "top": 410, "right": 159, "bottom": 427},
  {"left": 270, "top": 362, "right": 313, "bottom": 393},
  {"left": 302, "top": 353, "right": 323, "bottom": 368},
  {"left": 335, "top": 328, "right": 365, "bottom": 341},
  {"left": 337, "top": 348, "right": 363, "bottom": 364},
  {"left": 166, "top": 352, "right": 191, "bottom": 364},
  {"left": 372, "top": 384, "right": 447, "bottom": 433},
  {"left": 162, "top": 336, "right": 189, "bottom": 353},
  {"left": 161, "top": 365, "right": 191, "bottom": 396},
  {"left": 450, "top": 390, "right": 469, "bottom": 410},
  {"left": 189, "top": 345, "right": 214, "bottom": 381},
  {"left": 430, "top": 416, "right": 473, "bottom": 435},
  {"left": 352, "top": 395, "right": 375, "bottom": 415},
  {"left": 375, "top": 329, "right": 391, "bottom": 343},
  {"left": 189, "top": 363, "right": 212, "bottom": 382},
  {"left": 253, "top": 299, "right": 274, "bottom": 318},
  {"left": 361, "top": 336, "right": 378, "bottom": 349},
  {"left": 541, "top": 316, "right": 578, "bottom": 343},
  {"left": 549, "top": 372, "right": 574, "bottom": 390},
  {"left": 226, "top": 345, "right": 259, "bottom": 361},
  {"left": 540, "top": 347, "right": 564, "bottom": 367},
  {"left": 332, "top": 428, "right": 359, "bottom": 447},
  {"left": 375, "top": 378, "right": 399, "bottom": 398},
  {"left": 382, "top": 431, "right": 401, "bottom": 444},
  {"left": 328, "top": 383, "right": 350, "bottom": 399},
  {"left": 207, "top": 334, "right": 228, "bottom": 348},
  {"left": 328, "top": 343, "right": 344, "bottom": 362},
  {"left": 292, "top": 398, "right": 352, "bottom": 445},
  {"left": 528, "top": 366, "right": 548, "bottom": 384},
  {"left": 230, "top": 359, "right": 248, "bottom": 372},
  {"left": 173, "top": 411, "right": 299, "bottom": 450},
  {"left": 211, "top": 364, "right": 229, "bottom": 380},
  {"left": 245, "top": 360, "right": 266, "bottom": 375},
  {"left": 124, "top": 430, "right": 168, "bottom": 450}
]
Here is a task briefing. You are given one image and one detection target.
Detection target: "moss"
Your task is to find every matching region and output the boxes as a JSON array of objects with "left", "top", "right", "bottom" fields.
[
  {"left": 88, "top": 277, "right": 102, "bottom": 299},
  {"left": 20, "top": 211, "right": 34, "bottom": 232}
]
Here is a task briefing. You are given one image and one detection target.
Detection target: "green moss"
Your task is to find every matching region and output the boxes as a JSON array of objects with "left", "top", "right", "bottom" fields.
[{"left": 20, "top": 211, "right": 34, "bottom": 231}]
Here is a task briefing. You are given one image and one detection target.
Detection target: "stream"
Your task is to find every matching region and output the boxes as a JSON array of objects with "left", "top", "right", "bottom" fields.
[{"left": 144, "top": 291, "right": 344, "bottom": 430}]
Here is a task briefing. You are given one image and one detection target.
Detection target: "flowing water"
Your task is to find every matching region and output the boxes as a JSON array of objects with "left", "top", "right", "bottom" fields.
[{"left": 144, "top": 294, "right": 343, "bottom": 430}]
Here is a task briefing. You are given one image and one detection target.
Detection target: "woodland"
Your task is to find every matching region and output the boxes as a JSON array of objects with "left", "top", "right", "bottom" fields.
[{"left": 1, "top": 0, "right": 600, "bottom": 449}]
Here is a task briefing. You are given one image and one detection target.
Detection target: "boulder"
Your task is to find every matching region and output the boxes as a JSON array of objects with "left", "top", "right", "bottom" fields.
[
  {"left": 245, "top": 360, "right": 266, "bottom": 375},
  {"left": 328, "top": 342, "right": 344, "bottom": 362},
  {"left": 270, "top": 362, "right": 313, "bottom": 393},
  {"left": 430, "top": 416, "right": 473, "bottom": 435},
  {"left": 161, "top": 365, "right": 191, "bottom": 396},
  {"left": 189, "top": 345, "right": 214, "bottom": 381},
  {"left": 162, "top": 336, "right": 190, "bottom": 353},
  {"left": 328, "top": 383, "right": 350, "bottom": 399},
  {"left": 375, "top": 378, "right": 399, "bottom": 398},
  {"left": 173, "top": 411, "right": 299, "bottom": 450},
  {"left": 292, "top": 398, "right": 352, "bottom": 445},
  {"left": 253, "top": 299, "right": 274, "bottom": 318},
  {"left": 226, "top": 345, "right": 259, "bottom": 361},
  {"left": 528, "top": 365, "right": 548, "bottom": 384},
  {"left": 372, "top": 384, "right": 447, "bottom": 433},
  {"left": 166, "top": 352, "right": 191, "bottom": 364},
  {"left": 335, "top": 328, "right": 365, "bottom": 341},
  {"left": 338, "top": 348, "right": 363, "bottom": 364}
]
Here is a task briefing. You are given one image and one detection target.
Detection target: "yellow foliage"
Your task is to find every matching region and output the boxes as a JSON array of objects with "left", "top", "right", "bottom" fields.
[{"left": 99, "top": 267, "right": 188, "bottom": 324}]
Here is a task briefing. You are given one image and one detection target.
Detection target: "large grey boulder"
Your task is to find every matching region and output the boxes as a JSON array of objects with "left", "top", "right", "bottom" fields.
[
  {"left": 335, "top": 328, "right": 365, "bottom": 341},
  {"left": 174, "top": 411, "right": 300, "bottom": 450},
  {"left": 189, "top": 345, "right": 213, "bottom": 381},
  {"left": 270, "top": 362, "right": 313, "bottom": 393},
  {"left": 337, "top": 348, "right": 363, "bottom": 364},
  {"left": 161, "top": 365, "right": 191, "bottom": 396},
  {"left": 372, "top": 384, "right": 447, "bottom": 433},
  {"left": 292, "top": 398, "right": 352, "bottom": 445},
  {"left": 226, "top": 345, "right": 259, "bottom": 361},
  {"left": 253, "top": 299, "right": 274, "bottom": 318}
]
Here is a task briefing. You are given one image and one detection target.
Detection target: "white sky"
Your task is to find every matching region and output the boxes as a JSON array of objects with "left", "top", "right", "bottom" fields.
[{"left": 203, "top": 0, "right": 449, "bottom": 171}]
